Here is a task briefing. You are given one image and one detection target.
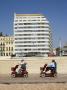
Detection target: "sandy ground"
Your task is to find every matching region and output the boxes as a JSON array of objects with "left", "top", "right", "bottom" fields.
[
  {"left": 0, "top": 84, "right": 67, "bottom": 90},
  {"left": 0, "top": 74, "right": 67, "bottom": 84},
  {"left": 0, "top": 57, "right": 67, "bottom": 90},
  {"left": 0, "top": 56, "right": 67, "bottom": 74}
]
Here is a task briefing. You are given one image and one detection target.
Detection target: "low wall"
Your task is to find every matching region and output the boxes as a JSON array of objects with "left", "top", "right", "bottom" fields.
[{"left": 0, "top": 56, "right": 67, "bottom": 74}]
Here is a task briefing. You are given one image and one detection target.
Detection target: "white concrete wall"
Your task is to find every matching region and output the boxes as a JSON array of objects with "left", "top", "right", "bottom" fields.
[{"left": 0, "top": 56, "right": 67, "bottom": 74}]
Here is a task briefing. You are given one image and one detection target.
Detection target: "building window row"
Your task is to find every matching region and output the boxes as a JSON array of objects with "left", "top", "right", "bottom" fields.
[
  {"left": 15, "top": 45, "right": 49, "bottom": 47},
  {"left": 0, "top": 38, "right": 13, "bottom": 41},
  {"left": 15, "top": 23, "right": 49, "bottom": 25},
  {"left": 6, "top": 47, "right": 13, "bottom": 51},
  {"left": 15, "top": 37, "right": 49, "bottom": 40},
  {"left": 15, "top": 30, "right": 49, "bottom": 32},
  {"left": 14, "top": 26, "right": 49, "bottom": 29},
  {"left": 14, "top": 19, "right": 46, "bottom": 22},
  {"left": 15, "top": 41, "right": 49, "bottom": 43},
  {"left": 0, "top": 42, "right": 13, "bottom": 45},
  {"left": 0, "top": 47, "right": 5, "bottom": 51},
  {"left": 0, "top": 53, "right": 12, "bottom": 56},
  {"left": 15, "top": 48, "right": 49, "bottom": 51},
  {"left": 15, "top": 33, "right": 49, "bottom": 36}
]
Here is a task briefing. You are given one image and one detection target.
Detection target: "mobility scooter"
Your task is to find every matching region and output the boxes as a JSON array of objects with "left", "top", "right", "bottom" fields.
[
  {"left": 11, "top": 64, "right": 28, "bottom": 78},
  {"left": 40, "top": 64, "right": 57, "bottom": 77}
]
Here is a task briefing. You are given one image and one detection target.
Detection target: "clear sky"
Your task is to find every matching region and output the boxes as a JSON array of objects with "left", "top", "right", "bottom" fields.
[{"left": 0, "top": 0, "right": 67, "bottom": 48}]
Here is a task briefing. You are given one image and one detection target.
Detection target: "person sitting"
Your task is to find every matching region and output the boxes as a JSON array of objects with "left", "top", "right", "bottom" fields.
[
  {"left": 45, "top": 60, "right": 56, "bottom": 73},
  {"left": 21, "top": 62, "right": 27, "bottom": 71},
  {"left": 16, "top": 59, "right": 24, "bottom": 74},
  {"left": 52, "top": 60, "right": 57, "bottom": 73},
  {"left": 40, "top": 64, "right": 47, "bottom": 77}
]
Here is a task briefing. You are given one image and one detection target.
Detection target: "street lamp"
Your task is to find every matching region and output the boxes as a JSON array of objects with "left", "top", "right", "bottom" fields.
[{"left": 59, "top": 39, "right": 62, "bottom": 56}]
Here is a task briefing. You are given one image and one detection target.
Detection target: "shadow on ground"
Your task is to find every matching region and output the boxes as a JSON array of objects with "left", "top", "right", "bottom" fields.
[{"left": 0, "top": 73, "right": 67, "bottom": 84}]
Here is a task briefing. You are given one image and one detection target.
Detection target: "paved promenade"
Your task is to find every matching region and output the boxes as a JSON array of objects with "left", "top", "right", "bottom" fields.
[
  {"left": 0, "top": 74, "right": 67, "bottom": 84},
  {"left": 0, "top": 56, "right": 67, "bottom": 74},
  {"left": 0, "top": 56, "right": 67, "bottom": 84}
]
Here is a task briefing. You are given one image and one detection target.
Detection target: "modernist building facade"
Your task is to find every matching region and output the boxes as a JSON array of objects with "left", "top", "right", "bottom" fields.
[
  {"left": 14, "top": 13, "right": 52, "bottom": 57},
  {"left": 0, "top": 36, "right": 14, "bottom": 56}
]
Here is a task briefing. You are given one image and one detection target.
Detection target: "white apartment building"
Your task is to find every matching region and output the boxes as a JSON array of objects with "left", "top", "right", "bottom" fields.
[{"left": 14, "top": 13, "right": 52, "bottom": 57}]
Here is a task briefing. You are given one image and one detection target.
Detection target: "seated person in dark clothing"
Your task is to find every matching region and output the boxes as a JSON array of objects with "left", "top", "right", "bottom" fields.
[
  {"left": 21, "top": 62, "right": 27, "bottom": 71},
  {"left": 16, "top": 59, "right": 25, "bottom": 73},
  {"left": 40, "top": 64, "right": 47, "bottom": 77}
]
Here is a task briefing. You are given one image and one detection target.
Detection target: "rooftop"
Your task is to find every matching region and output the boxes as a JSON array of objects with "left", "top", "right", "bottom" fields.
[{"left": 15, "top": 14, "right": 43, "bottom": 16}]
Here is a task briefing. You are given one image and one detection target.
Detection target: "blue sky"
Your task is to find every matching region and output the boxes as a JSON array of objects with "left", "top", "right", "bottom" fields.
[{"left": 0, "top": 0, "right": 67, "bottom": 47}]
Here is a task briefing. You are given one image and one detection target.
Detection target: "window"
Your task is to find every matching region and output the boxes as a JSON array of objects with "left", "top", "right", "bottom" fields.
[
  {"left": 6, "top": 53, "right": 8, "bottom": 56},
  {"left": 11, "top": 47, "right": 13, "bottom": 51},
  {"left": 18, "top": 23, "right": 23, "bottom": 25},
  {"left": 4, "top": 53, "right": 5, "bottom": 56},
  {"left": 15, "top": 27, "right": 18, "bottom": 29},
  {"left": 9, "top": 53, "right": 11, "bottom": 56},
  {"left": 15, "top": 24, "right": 17, "bottom": 25},
  {"left": 9, "top": 47, "right": 10, "bottom": 51},
  {"left": 6, "top": 47, "right": 8, "bottom": 51}
]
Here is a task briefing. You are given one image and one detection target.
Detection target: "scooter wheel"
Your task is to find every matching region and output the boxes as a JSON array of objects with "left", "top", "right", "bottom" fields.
[
  {"left": 24, "top": 73, "right": 28, "bottom": 78},
  {"left": 54, "top": 73, "right": 57, "bottom": 77},
  {"left": 11, "top": 74, "right": 16, "bottom": 78}
]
